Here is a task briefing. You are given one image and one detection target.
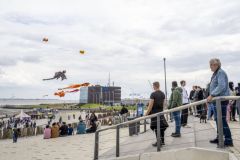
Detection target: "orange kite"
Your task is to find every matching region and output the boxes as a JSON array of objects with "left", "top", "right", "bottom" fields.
[
  {"left": 54, "top": 91, "right": 65, "bottom": 97},
  {"left": 58, "top": 82, "right": 90, "bottom": 90}
]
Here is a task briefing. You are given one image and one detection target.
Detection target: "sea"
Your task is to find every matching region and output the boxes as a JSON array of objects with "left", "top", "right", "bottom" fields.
[
  {"left": 0, "top": 99, "right": 78, "bottom": 106},
  {"left": 0, "top": 99, "right": 78, "bottom": 116}
]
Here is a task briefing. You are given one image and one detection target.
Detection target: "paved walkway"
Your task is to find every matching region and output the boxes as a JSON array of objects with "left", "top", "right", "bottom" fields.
[
  {"left": 100, "top": 116, "right": 240, "bottom": 159},
  {"left": 0, "top": 116, "right": 239, "bottom": 160}
]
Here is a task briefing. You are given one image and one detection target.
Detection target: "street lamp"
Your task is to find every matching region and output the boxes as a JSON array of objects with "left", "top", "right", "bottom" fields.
[{"left": 163, "top": 58, "right": 167, "bottom": 101}]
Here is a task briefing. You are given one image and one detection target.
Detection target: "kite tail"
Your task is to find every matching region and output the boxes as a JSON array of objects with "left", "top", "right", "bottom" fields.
[{"left": 43, "top": 77, "right": 56, "bottom": 81}]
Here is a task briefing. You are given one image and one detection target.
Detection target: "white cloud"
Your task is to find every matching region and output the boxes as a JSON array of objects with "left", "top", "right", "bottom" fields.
[{"left": 0, "top": 0, "right": 240, "bottom": 99}]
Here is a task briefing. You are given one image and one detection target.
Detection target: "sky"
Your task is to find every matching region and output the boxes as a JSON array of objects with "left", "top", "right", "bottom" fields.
[{"left": 0, "top": 0, "right": 240, "bottom": 100}]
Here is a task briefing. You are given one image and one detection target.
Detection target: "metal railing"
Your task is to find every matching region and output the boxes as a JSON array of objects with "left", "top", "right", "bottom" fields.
[{"left": 94, "top": 96, "right": 240, "bottom": 160}]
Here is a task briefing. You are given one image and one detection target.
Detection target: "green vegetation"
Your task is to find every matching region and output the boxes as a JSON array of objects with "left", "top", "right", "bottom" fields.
[
  {"left": 78, "top": 103, "right": 137, "bottom": 111},
  {"left": 4, "top": 103, "right": 138, "bottom": 111},
  {"left": 79, "top": 103, "right": 101, "bottom": 109}
]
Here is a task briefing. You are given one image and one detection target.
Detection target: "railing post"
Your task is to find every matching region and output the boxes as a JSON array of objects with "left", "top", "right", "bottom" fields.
[
  {"left": 94, "top": 131, "right": 99, "bottom": 160},
  {"left": 116, "top": 125, "right": 120, "bottom": 157},
  {"left": 216, "top": 99, "right": 224, "bottom": 148},
  {"left": 135, "top": 121, "right": 138, "bottom": 135},
  {"left": 157, "top": 114, "right": 161, "bottom": 151},
  {"left": 144, "top": 119, "right": 147, "bottom": 133},
  {"left": 237, "top": 99, "right": 240, "bottom": 123}
]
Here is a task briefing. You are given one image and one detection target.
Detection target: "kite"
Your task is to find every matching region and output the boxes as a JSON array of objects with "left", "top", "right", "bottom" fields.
[
  {"left": 54, "top": 91, "right": 65, "bottom": 97},
  {"left": 79, "top": 50, "right": 85, "bottom": 54},
  {"left": 54, "top": 89, "right": 80, "bottom": 97},
  {"left": 66, "top": 89, "right": 80, "bottom": 93},
  {"left": 58, "top": 82, "right": 90, "bottom": 90},
  {"left": 43, "top": 37, "right": 48, "bottom": 42},
  {"left": 43, "top": 70, "right": 67, "bottom": 81}
]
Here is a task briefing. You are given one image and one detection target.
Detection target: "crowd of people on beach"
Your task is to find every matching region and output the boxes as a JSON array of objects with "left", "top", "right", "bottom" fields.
[
  {"left": 43, "top": 112, "right": 99, "bottom": 139},
  {"left": 0, "top": 117, "right": 36, "bottom": 130}
]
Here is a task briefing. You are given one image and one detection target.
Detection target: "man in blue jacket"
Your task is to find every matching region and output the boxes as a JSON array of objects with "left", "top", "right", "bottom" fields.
[{"left": 207, "top": 58, "right": 233, "bottom": 147}]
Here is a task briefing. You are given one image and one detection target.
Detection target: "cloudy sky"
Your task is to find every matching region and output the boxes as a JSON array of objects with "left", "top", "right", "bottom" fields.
[{"left": 0, "top": 0, "right": 240, "bottom": 100}]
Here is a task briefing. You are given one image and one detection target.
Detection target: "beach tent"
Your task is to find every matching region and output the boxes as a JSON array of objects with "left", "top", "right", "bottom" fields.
[{"left": 15, "top": 110, "right": 31, "bottom": 120}]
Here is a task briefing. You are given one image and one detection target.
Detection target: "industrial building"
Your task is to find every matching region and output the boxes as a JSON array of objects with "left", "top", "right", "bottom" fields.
[{"left": 79, "top": 86, "right": 121, "bottom": 105}]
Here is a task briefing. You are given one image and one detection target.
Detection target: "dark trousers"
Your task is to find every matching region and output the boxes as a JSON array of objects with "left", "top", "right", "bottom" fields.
[
  {"left": 230, "top": 104, "right": 236, "bottom": 120},
  {"left": 196, "top": 105, "right": 202, "bottom": 115},
  {"left": 154, "top": 128, "right": 165, "bottom": 143},
  {"left": 13, "top": 135, "right": 17, "bottom": 143},
  {"left": 181, "top": 105, "right": 189, "bottom": 126},
  {"left": 213, "top": 104, "right": 233, "bottom": 144}
]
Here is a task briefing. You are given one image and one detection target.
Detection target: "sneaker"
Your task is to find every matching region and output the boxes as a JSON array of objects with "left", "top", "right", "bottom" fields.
[
  {"left": 152, "top": 142, "right": 157, "bottom": 147},
  {"left": 171, "top": 133, "right": 181, "bottom": 137},
  {"left": 184, "top": 124, "right": 191, "bottom": 128},
  {"left": 209, "top": 138, "right": 218, "bottom": 144},
  {"left": 152, "top": 141, "right": 165, "bottom": 147}
]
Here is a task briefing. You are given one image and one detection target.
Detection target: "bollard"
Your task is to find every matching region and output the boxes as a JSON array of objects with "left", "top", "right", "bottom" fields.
[
  {"left": 216, "top": 99, "right": 224, "bottom": 148},
  {"left": 144, "top": 119, "right": 147, "bottom": 133},
  {"left": 157, "top": 115, "right": 161, "bottom": 151},
  {"left": 116, "top": 125, "right": 120, "bottom": 157},
  {"left": 94, "top": 131, "right": 99, "bottom": 160},
  {"left": 0, "top": 129, "right": 2, "bottom": 139}
]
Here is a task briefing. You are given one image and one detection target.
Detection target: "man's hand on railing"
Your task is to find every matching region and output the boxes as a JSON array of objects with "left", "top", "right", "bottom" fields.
[{"left": 207, "top": 95, "right": 213, "bottom": 102}]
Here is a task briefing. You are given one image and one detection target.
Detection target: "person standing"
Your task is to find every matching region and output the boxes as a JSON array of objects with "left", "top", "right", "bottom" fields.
[
  {"left": 207, "top": 58, "right": 233, "bottom": 147},
  {"left": 180, "top": 80, "right": 190, "bottom": 127},
  {"left": 236, "top": 84, "right": 240, "bottom": 117},
  {"left": 168, "top": 81, "right": 182, "bottom": 137},
  {"left": 195, "top": 86, "right": 204, "bottom": 116},
  {"left": 206, "top": 83, "right": 215, "bottom": 120},
  {"left": 12, "top": 128, "right": 19, "bottom": 143},
  {"left": 229, "top": 82, "right": 237, "bottom": 121},
  {"left": 189, "top": 86, "right": 197, "bottom": 115},
  {"left": 145, "top": 81, "right": 168, "bottom": 146}
]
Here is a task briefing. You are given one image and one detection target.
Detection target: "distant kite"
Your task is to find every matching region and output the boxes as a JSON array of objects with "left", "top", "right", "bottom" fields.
[
  {"left": 54, "top": 91, "right": 65, "bottom": 97},
  {"left": 43, "top": 70, "right": 67, "bottom": 81},
  {"left": 79, "top": 50, "right": 85, "bottom": 54},
  {"left": 42, "top": 37, "right": 48, "bottom": 42},
  {"left": 58, "top": 82, "right": 90, "bottom": 90}
]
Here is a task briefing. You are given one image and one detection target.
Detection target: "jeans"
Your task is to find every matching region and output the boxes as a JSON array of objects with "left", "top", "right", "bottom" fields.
[
  {"left": 172, "top": 111, "right": 181, "bottom": 134},
  {"left": 213, "top": 104, "right": 233, "bottom": 144},
  {"left": 207, "top": 103, "right": 215, "bottom": 120},
  {"left": 13, "top": 134, "right": 17, "bottom": 143}
]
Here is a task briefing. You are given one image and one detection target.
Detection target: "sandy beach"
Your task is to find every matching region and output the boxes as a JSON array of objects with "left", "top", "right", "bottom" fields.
[{"left": 0, "top": 127, "right": 131, "bottom": 160}]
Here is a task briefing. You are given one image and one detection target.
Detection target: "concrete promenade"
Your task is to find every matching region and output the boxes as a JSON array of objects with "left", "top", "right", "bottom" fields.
[
  {"left": 0, "top": 116, "right": 239, "bottom": 160},
  {"left": 100, "top": 116, "right": 240, "bottom": 160}
]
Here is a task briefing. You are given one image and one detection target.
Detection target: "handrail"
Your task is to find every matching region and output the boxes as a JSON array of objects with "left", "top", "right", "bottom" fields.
[
  {"left": 94, "top": 96, "right": 240, "bottom": 160},
  {"left": 96, "top": 96, "right": 240, "bottom": 132}
]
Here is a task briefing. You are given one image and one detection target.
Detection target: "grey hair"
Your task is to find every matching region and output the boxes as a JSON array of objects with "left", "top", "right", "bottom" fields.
[{"left": 209, "top": 58, "right": 221, "bottom": 67}]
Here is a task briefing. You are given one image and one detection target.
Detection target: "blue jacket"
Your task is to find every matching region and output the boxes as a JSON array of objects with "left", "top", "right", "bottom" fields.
[
  {"left": 76, "top": 122, "right": 86, "bottom": 134},
  {"left": 210, "top": 68, "right": 230, "bottom": 97}
]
